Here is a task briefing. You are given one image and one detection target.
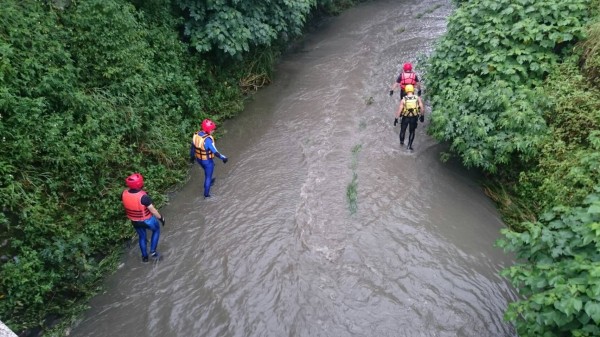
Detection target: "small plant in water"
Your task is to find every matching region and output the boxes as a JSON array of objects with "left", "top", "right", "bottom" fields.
[
  {"left": 347, "top": 172, "right": 358, "bottom": 214},
  {"left": 347, "top": 144, "right": 362, "bottom": 214}
]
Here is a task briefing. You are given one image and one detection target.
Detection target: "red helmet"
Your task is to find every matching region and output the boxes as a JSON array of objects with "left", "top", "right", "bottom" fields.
[
  {"left": 403, "top": 62, "right": 412, "bottom": 71},
  {"left": 125, "top": 173, "right": 144, "bottom": 189},
  {"left": 201, "top": 119, "right": 216, "bottom": 133}
]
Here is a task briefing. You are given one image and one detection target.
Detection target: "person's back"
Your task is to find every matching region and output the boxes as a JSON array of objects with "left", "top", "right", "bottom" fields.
[
  {"left": 121, "top": 173, "right": 165, "bottom": 262},
  {"left": 389, "top": 62, "right": 421, "bottom": 98},
  {"left": 393, "top": 84, "right": 424, "bottom": 151},
  {"left": 190, "top": 119, "right": 228, "bottom": 198},
  {"left": 402, "top": 93, "right": 420, "bottom": 117}
]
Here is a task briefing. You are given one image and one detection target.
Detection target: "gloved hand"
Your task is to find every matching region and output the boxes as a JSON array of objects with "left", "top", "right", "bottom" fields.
[
  {"left": 419, "top": 115, "right": 424, "bottom": 123},
  {"left": 417, "top": 89, "right": 422, "bottom": 96},
  {"left": 389, "top": 90, "right": 394, "bottom": 96},
  {"left": 222, "top": 156, "right": 228, "bottom": 164},
  {"left": 394, "top": 118, "right": 398, "bottom": 126},
  {"left": 159, "top": 216, "right": 165, "bottom": 227}
]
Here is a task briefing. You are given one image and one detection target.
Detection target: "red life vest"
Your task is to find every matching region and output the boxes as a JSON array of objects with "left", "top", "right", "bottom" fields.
[
  {"left": 400, "top": 72, "right": 417, "bottom": 91},
  {"left": 122, "top": 190, "right": 152, "bottom": 221}
]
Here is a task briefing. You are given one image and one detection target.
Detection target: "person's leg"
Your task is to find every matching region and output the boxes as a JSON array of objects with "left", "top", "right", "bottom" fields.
[
  {"left": 146, "top": 217, "right": 161, "bottom": 257},
  {"left": 200, "top": 160, "right": 215, "bottom": 197},
  {"left": 134, "top": 226, "right": 148, "bottom": 260},
  {"left": 399, "top": 117, "right": 408, "bottom": 145},
  {"left": 407, "top": 117, "right": 418, "bottom": 150}
]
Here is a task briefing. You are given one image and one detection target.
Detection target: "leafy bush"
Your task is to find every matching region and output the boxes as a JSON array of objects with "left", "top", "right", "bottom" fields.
[
  {"left": 579, "top": 21, "right": 600, "bottom": 85},
  {"left": 427, "top": 77, "right": 549, "bottom": 172},
  {"left": 425, "top": 0, "right": 591, "bottom": 173},
  {"left": 517, "top": 60, "right": 600, "bottom": 212},
  {"left": 177, "top": 0, "right": 316, "bottom": 58},
  {"left": 518, "top": 134, "right": 600, "bottom": 212},
  {"left": 497, "top": 190, "right": 600, "bottom": 336}
]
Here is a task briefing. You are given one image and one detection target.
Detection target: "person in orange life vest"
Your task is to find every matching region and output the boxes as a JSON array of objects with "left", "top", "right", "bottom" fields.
[
  {"left": 393, "top": 84, "right": 425, "bottom": 151},
  {"left": 190, "top": 119, "right": 228, "bottom": 198},
  {"left": 389, "top": 62, "right": 421, "bottom": 99},
  {"left": 122, "top": 173, "right": 165, "bottom": 263}
]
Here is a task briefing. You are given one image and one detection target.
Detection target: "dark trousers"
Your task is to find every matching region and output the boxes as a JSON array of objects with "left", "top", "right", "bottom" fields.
[{"left": 399, "top": 116, "right": 419, "bottom": 146}]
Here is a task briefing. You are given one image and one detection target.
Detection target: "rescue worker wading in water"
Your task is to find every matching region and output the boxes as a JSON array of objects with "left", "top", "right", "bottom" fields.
[
  {"left": 190, "top": 119, "right": 228, "bottom": 198},
  {"left": 121, "top": 173, "right": 165, "bottom": 263},
  {"left": 389, "top": 62, "right": 421, "bottom": 99},
  {"left": 394, "top": 84, "right": 425, "bottom": 151}
]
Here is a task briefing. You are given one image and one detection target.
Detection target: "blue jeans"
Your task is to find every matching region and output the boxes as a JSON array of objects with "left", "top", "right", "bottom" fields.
[{"left": 133, "top": 216, "right": 160, "bottom": 258}]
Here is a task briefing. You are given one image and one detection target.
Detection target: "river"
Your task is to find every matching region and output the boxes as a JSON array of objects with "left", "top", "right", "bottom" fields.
[{"left": 70, "top": 0, "right": 518, "bottom": 336}]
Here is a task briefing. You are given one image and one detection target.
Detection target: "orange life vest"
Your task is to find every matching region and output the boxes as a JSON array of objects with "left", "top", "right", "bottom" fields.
[
  {"left": 122, "top": 190, "right": 152, "bottom": 221},
  {"left": 400, "top": 72, "right": 417, "bottom": 91},
  {"left": 192, "top": 132, "right": 215, "bottom": 160}
]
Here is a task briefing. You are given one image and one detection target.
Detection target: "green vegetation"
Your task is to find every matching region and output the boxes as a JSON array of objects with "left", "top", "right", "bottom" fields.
[
  {"left": 347, "top": 144, "right": 362, "bottom": 214},
  {"left": 426, "top": 0, "right": 600, "bottom": 335},
  {"left": 0, "top": 0, "right": 365, "bottom": 335},
  {"left": 426, "top": 0, "right": 590, "bottom": 173},
  {"left": 177, "top": 0, "right": 315, "bottom": 58},
  {"left": 497, "top": 193, "right": 600, "bottom": 336}
]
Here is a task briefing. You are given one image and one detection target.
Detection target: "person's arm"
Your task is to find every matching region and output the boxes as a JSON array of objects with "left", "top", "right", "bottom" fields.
[
  {"left": 397, "top": 100, "right": 405, "bottom": 119},
  {"left": 394, "top": 100, "right": 404, "bottom": 126},
  {"left": 189, "top": 143, "right": 195, "bottom": 162},
  {"left": 147, "top": 204, "right": 162, "bottom": 219},
  {"left": 205, "top": 138, "right": 228, "bottom": 163},
  {"left": 142, "top": 194, "right": 165, "bottom": 225},
  {"left": 390, "top": 74, "right": 402, "bottom": 95},
  {"left": 190, "top": 133, "right": 197, "bottom": 162},
  {"left": 415, "top": 76, "right": 421, "bottom": 95},
  {"left": 418, "top": 97, "right": 425, "bottom": 122}
]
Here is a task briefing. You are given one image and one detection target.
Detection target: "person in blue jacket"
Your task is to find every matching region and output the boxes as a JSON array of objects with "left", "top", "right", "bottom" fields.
[{"left": 190, "top": 119, "right": 228, "bottom": 198}]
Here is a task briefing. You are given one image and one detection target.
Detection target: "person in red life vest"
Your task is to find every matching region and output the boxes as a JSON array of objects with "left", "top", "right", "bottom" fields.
[
  {"left": 393, "top": 84, "right": 425, "bottom": 151},
  {"left": 190, "top": 119, "right": 228, "bottom": 198},
  {"left": 389, "top": 62, "right": 421, "bottom": 99},
  {"left": 122, "top": 173, "right": 165, "bottom": 263}
]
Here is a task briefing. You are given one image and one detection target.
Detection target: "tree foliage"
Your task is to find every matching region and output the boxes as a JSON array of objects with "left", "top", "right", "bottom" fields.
[
  {"left": 425, "top": 0, "right": 591, "bottom": 172},
  {"left": 427, "top": 77, "right": 549, "bottom": 172},
  {"left": 497, "top": 190, "right": 600, "bottom": 336},
  {"left": 177, "top": 0, "right": 316, "bottom": 58},
  {"left": 517, "top": 60, "right": 600, "bottom": 212}
]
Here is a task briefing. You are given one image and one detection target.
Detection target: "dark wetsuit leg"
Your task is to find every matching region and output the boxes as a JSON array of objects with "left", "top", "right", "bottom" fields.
[
  {"left": 407, "top": 116, "right": 419, "bottom": 148},
  {"left": 399, "top": 116, "right": 409, "bottom": 144}
]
